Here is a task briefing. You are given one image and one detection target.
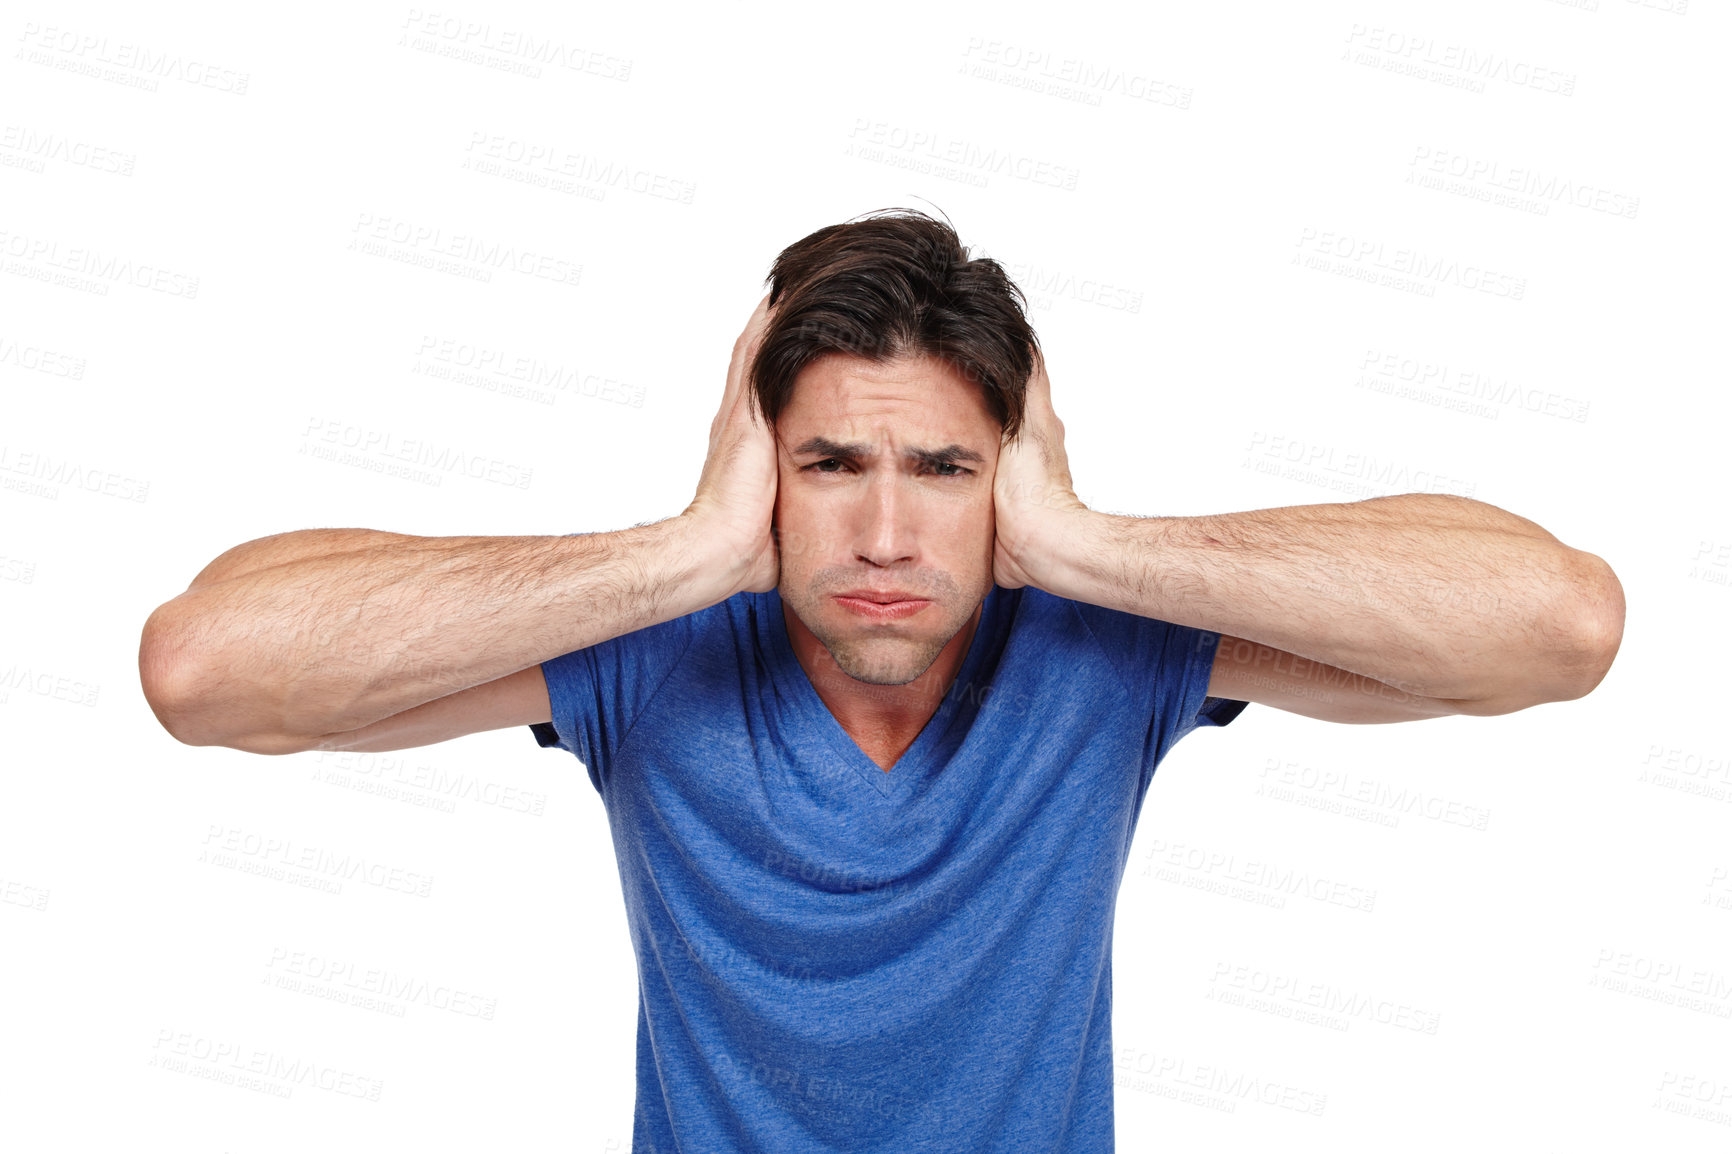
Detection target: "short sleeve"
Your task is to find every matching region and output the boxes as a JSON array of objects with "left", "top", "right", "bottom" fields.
[
  {"left": 1069, "top": 600, "right": 1248, "bottom": 783},
  {"left": 529, "top": 612, "right": 698, "bottom": 797}
]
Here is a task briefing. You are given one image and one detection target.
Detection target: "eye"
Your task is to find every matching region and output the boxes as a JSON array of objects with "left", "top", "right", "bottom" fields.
[{"left": 800, "top": 458, "right": 971, "bottom": 477}]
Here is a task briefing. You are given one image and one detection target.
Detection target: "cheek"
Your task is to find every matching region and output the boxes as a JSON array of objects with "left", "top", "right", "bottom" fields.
[
  {"left": 961, "top": 489, "right": 996, "bottom": 528},
  {"left": 773, "top": 467, "right": 808, "bottom": 525},
  {"left": 939, "top": 494, "right": 996, "bottom": 556},
  {"left": 926, "top": 485, "right": 991, "bottom": 522},
  {"left": 772, "top": 482, "right": 826, "bottom": 571}
]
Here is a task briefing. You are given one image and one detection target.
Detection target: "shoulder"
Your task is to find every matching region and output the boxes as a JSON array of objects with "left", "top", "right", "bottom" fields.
[
  {"left": 1024, "top": 585, "right": 1209, "bottom": 658},
  {"left": 1026, "top": 588, "right": 1233, "bottom": 714},
  {"left": 987, "top": 585, "right": 1141, "bottom": 687}
]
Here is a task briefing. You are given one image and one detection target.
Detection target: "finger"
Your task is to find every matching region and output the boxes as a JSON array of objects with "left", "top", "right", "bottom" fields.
[
  {"left": 740, "top": 292, "right": 773, "bottom": 347},
  {"left": 746, "top": 295, "right": 777, "bottom": 362},
  {"left": 721, "top": 297, "right": 764, "bottom": 408},
  {"left": 744, "top": 296, "right": 784, "bottom": 426},
  {"left": 1027, "top": 349, "right": 1057, "bottom": 415},
  {"left": 738, "top": 290, "right": 771, "bottom": 337},
  {"left": 733, "top": 292, "right": 778, "bottom": 378}
]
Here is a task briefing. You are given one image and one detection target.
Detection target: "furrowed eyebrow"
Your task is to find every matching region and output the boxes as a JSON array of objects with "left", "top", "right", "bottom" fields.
[
  {"left": 791, "top": 436, "right": 985, "bottom": 468},
  {"left": 908, "top": 444, "right": 985, "bottom": 470}
]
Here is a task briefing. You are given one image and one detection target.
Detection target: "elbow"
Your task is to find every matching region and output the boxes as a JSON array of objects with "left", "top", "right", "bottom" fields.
[
  {"left": 1509, "top": 550, "right": 1624, "bottom": 710},
  {"left": 139, "top": 602, "right": 315, "bottom": 754},
  {"left": 1449, "top": 550, "right": 1625, "bottom": 716},
  {"left": 140, "top": 606, "right": 238, "bottom": 749},
  {"left": 1554, "top": 550, "right": 1625, "bottom": 701},
  {"left": 139, "top": 601, "right": 204, "bottom": 746}
]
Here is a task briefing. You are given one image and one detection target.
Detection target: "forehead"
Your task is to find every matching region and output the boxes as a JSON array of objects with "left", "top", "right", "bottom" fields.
[{"left": 779, "top": 352, "right": 999, "bottom": 440}]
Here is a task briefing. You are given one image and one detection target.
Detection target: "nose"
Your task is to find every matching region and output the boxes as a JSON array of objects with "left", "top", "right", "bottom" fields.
[{"left": 854, "top": 468, "right": 916, "bottom": 569}]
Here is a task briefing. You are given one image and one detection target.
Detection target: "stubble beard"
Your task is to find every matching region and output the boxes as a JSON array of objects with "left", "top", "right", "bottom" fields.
[{"left": 780, "top": 578, "right": 967, "bottom": 690}]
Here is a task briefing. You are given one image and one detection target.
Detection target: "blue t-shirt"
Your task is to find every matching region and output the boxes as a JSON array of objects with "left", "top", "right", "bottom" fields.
[{"left": 530, "top": 584, "right": 1245, "bottom": 1152}]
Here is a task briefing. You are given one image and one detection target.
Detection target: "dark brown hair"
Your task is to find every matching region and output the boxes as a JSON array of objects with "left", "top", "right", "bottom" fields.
[{"left": 750, "top": 207, "right": 1038, "bottom": 442}]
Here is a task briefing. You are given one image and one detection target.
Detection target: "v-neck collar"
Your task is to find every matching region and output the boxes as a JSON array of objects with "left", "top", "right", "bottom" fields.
[{"left": 761, "top": 586, "right": 998, "bottom": 803}]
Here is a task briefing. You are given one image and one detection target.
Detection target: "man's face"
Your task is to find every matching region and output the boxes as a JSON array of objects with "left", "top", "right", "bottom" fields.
[{"left": 773, "top": 352, "right": 1001, "bottom": 686}]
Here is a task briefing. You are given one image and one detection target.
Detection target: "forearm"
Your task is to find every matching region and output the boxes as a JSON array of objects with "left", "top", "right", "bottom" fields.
[
  {"left": 1041, "top": 494, "right": 1622, "bottom": 704},
  {"left": 141, "top": 516, "right": 730, "bottom": 745},
  {"left": 183, "top": 528, "right": 421, "bottom": 592}
]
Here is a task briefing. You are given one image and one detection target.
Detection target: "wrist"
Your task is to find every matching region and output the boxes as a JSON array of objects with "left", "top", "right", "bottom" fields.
[
  {"left": 1011, "top": 505, "right": 1101, "bottom": 600},
  {"left": 1037, "top": 509, "right": 1178, "bottom": 616},
  {"left": 669, "top": 507, "right": 760, "bottom": 606}
]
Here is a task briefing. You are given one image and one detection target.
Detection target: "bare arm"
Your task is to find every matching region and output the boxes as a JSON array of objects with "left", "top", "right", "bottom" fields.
[
  {"left": 141, "top": 294, "right": 782, "bottom": 753},
  {"left": 1052, "top": 496, "right": 1622, "bottom": 710},
  {"left": 991, "top": 355, "right": 1624, "bottom": 719},
  {"left": 152, "top": 527, "right": 554, "bottom": 754},
  {"left": 182, "top": 527, "right": 422, "bottom": 592},
  {"left": 139, "top": 519, "right": 735, "bottom": 751}
]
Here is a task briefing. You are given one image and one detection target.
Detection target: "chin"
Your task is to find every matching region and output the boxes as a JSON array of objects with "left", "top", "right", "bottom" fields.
[
  {"left": 827, "top": 639, "right": 946, "bottom": 687},
  {"left": 822, "top": 605, "right": 959, "bottom": 682}
]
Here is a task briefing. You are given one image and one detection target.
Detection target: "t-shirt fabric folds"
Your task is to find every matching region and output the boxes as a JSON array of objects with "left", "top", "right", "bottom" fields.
[{"left": 531, "top": 584, "right": 1245, "bottom": 1152}]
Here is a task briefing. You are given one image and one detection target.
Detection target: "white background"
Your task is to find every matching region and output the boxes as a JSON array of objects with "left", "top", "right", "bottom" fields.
[{"left": 3, "top": 0, "right": 1728, "bottom": 1150}]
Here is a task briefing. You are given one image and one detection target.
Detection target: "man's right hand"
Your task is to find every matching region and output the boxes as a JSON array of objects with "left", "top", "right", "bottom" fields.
[{"left": 684, "top": 292, "right": 781, "bottom": 595}]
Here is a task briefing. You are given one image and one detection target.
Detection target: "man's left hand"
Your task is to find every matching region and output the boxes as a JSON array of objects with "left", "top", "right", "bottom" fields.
[{"left": 992, "top": 350, "right": 1090, "bottom": 590}]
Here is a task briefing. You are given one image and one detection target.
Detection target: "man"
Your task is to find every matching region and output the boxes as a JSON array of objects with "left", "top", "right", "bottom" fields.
[{"left": 138, "top": 209, "right": 1624, "bottom": 1151}]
